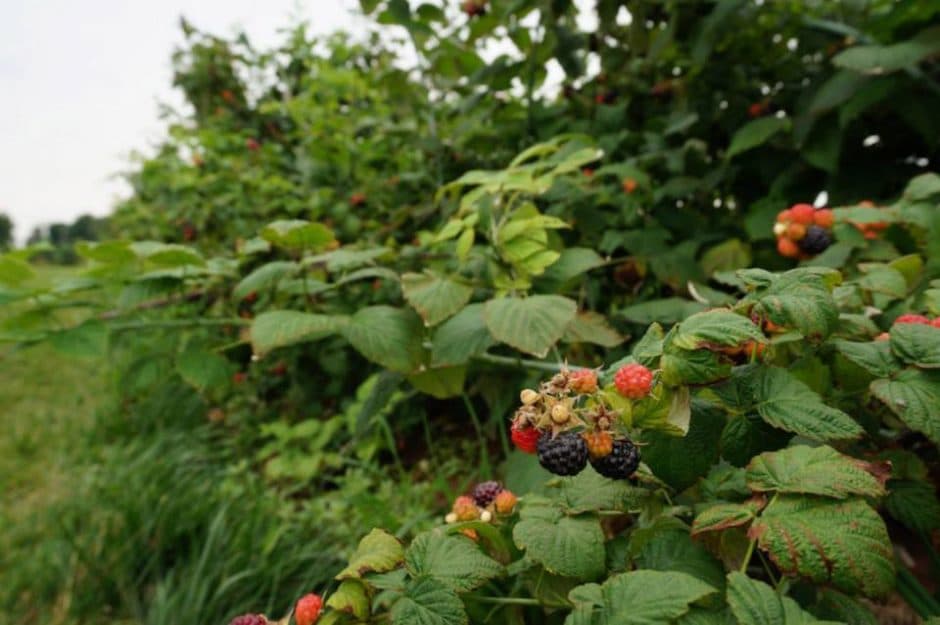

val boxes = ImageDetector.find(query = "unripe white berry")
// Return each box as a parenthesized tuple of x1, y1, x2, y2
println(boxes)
(480, 510, 493, 523)
(445, 512, 458, 524)
(551, 403, 570, 424)
(773, 222, 787, 237)
(520, 389, 540, 405)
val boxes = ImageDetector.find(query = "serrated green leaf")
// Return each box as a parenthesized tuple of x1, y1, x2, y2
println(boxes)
(401, 272, 474, 327)
(512, 497, 605, 580)
(619, 298, 707, 325)
(636, 529, 726, 590)
(251, 311, 344, 356)
(727, 572, 828, 625)
(749, 496, 894, 597)
(815, 589, 879, 625)
(430, 303, 494, 367)
(0, 256, 35, 286)
(390, 576, 466, 625)
(871, 368, 940, 444)
(833, 26, 940, 74)
(671, 310, 765, 350)
(727, 117, 790, 158)
(176, 347, 232, 391)
(641, 401, 724, 491)
(405, 529, 503, 592)
(407, 365, 466, 399)
(632, 323, 665, 367)
(701, 239, 751, 276)
(337, 528, 404, 580)
(537, 247, 605, 289)
(833, 340, 901, 378)
(484, 295, 577, 358)
(592, 570, 717, 625)
(75, 241, 136, 264)
(661, 345, 731, 386)
(889, 323, 940, 368)
(884, 479, 940, 534)
(692, 500, 762, 536)
(746, 445, 889, 498)
(753, 367, 863, 441)
(551, 465, 646, 514)
(342, 306, 426, 373)
(904, 172, 940, 201)
(749, 269, 839, 341)
(563, 311, 623, 347)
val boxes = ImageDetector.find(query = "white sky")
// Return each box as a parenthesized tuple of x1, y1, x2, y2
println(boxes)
(0, 0, 365, 243)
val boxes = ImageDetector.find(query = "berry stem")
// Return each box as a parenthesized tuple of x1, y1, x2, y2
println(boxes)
(109, 317, 250, 331)
(473, 352, 587, 373)
(466, 595, 558, 608)
(739, 538, 756, 574)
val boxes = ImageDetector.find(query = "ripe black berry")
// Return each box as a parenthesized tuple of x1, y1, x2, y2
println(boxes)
(798, 225, 832, 254)
(229, 614, 267, 625)
(472, 481, 503, 507)
(590, 439, 640, 479)
(537, 432, 588, 476)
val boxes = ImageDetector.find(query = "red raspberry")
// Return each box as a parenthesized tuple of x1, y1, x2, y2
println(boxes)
(510, 423, 540, 454)
(895, 314, 931, 326)
(932, 318, 940, 328)
(614, 364, 653, 399)
(813, 209, 834, 228)
(789, 204, 816, 225)
(295, 593, 323, 625)
(570, 369, 599, 394)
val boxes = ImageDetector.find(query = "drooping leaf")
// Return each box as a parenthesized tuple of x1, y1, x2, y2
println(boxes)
(233, 261, 298, 299)
(632, 323, 665, 367)
(251, 311, 344, 356)
(833, 340, 901, 378)
(342, 306, 426, 373)
(512, 497, 606, 580)
(748, 269, 839, 341)
(884, 479, 940, 534)
(636, 530, 726, 590)
(407, 366, 466, 399)
(537, 247, 605, 290)
(814, 589, 879, 625)
(337, 528, 405, 580)
(749, 496, 895, 597)
(746, 445, 889, 499)
(871, 368, 940, 444)
(405, 529, 503, 592)
(563, 311, 624, 347)
(430, 303, 494, 366)
(833, 26, 940, 75)
(692, 500, 763, 536)
(582, 570, 717, 625)
(325, 579, 370, 620)
(401, 272, 474, 327)
(390, 576, 467, 625)
(640, 401, 724, 492)
(727, 117, 790, 158)
(551, 465, 646, 514)
(726, 572, 830, 625)
(260, 220, 335, 251)
(670, 310, 765, 350)
(484, 295, 578, 357)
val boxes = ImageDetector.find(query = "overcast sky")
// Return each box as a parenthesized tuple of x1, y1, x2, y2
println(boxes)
(0, 0, 366, 243)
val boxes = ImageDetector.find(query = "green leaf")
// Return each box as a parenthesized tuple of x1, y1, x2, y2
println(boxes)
(749, 496, 894, 597)
(233, 261, 298, 299)
(405, 529, 503, 592)
(407, 365, 466, 399)
(727, 117, 790, 158)
(636, 530, 726, 590)
(884, 479, 940, 534)
(401, 272, 474, 327)
(303, 247, 389, 272)
(671, 310, 765, 350)
(660, 345, 731, 386)
(75, 241, 136, 264)
(632, 323, 665, 367)
(858, 264, 908, 299)
(484, 295, 577, 358)
(692, 500, 762, 536)
(726, 572, 826, 625)
(640, 401, 724, 491)
(871, 368, 940, 444)
(0, 256, 35, 286)
(512, 497, 605, 580)
(563, 311, 623, 347)
(251, 311, 344, 356)
(536, 247, 605, 290)
(701, 239, 751, 276)
(746, 445, 889, 498)
(749, 269, 839, 341)
(904, 172, 940, 201)
(551, 465, 645, 514)
(833, 340, 901, 378)
(337, 528, 404, 580)
(753, 367, 863, 441)
(176, 347, 232, 391)
(889, 323, 940, 368)
(632, 384, 692, 435)
(325, 579, 370, 620)
(260, 219, 335, 251)
(587, 570, 717, 625)
(139, 243, 205, 267)
(342, 306, 426, 373)
(49, 320, 108, 358)
(833, 26, 940, 75)
(430, 303, 494, 366)
(815, 589, 879, 625)
(391, 576, 467, 625)
(619, 298, 707, 325)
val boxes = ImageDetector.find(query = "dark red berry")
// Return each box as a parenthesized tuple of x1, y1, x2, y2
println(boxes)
(537, 431, 588, 476)
(472, 481, 503, 507)
(511, 424, 540, 454)
(798, 225, 832, 254)
(590, 439, 640, 480)
(228, 614, 267, 625)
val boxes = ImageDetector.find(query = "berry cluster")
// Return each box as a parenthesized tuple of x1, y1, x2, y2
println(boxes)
(227, 591, 323, 625)
(773, 203, 833, 259)
(510, 366, 648, 480)
(444, 482, 518, 526)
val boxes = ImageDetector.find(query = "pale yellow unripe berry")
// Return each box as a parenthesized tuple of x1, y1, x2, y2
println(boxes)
(551, 403, 570, 424)
(520, 389, 540, 405)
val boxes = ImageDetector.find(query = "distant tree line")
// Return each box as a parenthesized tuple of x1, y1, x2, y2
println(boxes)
(0, 213, 12, 251)
(26, 214, 110, 264)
